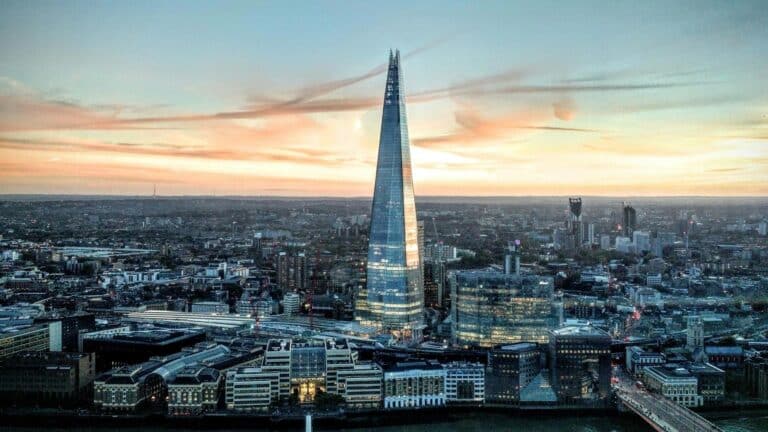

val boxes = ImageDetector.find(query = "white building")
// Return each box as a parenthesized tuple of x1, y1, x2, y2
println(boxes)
(600, 235, 611, 250)
(633, 231, 651, 253)
(225, 366, 280, 412)
(646, 273, 663, 287)
(643, 366, 703, 407)
(282, 292, 301, 316)
(615, 236, 634, 253)
(191, 301, 229, 314)
(383, 360, 446, 409)
(626, 346, 665, 376)
(444, 362, 484, 404)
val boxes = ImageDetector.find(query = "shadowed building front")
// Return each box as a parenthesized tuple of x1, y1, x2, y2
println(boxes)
(357, 50, 424, 342)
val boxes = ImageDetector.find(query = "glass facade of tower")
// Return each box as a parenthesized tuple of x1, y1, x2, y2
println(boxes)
(451, 271, 558, 347)
(359, 51, 423, 335)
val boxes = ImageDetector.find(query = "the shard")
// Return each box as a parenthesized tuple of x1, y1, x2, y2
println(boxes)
(357, 50, 423, 340)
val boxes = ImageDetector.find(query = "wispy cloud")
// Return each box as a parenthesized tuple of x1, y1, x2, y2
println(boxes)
(414, 105, 596, 148)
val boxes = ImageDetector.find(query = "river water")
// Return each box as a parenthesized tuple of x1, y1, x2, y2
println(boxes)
(2, 412, 766, 432)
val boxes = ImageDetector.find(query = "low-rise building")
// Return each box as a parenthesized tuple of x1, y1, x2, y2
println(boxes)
(688, 362, 725, 405)
(643, 365, 703, 408)
(94, 360, 165, 411)
(336, 362, 383, 409)
(444, 362, 484, 404)
(167, 366, 222, 415)
(549, 326, 611, 402)
(486, 343, 541, 405)
(225, 366, 281, 412)
(0, 322, 62, 359)
(745, 354, 768, 399)
(383, 360, 445, 409)
(0, 351, 95, 407)
(190, 301, 229, 314)
(626, 346, 666, 376)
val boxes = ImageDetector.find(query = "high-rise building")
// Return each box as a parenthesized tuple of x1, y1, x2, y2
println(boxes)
(622, 202, 637, 237)
(359, 50, 423, 340)
(451, 271, 557, 347)
(568, 198, 583, 249)
(276, 251, 309, 292)
(417, 220, 425, 293)
(548, 326, 611, 402)
(423, 261, 446, 309)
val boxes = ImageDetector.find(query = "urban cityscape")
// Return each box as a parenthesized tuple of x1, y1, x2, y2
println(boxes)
(1, 1, 767, 432)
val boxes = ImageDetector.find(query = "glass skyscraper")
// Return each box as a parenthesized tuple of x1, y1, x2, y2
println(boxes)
(357, 50, 423, 339)
(450, 271, 558, 347)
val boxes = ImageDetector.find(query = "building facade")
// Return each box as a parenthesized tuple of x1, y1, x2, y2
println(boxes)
(0, 322, 61, 359)
(167, 366, 222, 415)
(0, 351, 95, 407)
(486, 343, 541, 405)
(643, 365, 703, 408)
(548, 326, 611, 403)
(359, 50, 424, 340)
(383, 360, 445, 409)
(225, 337, 381, 411)
(444, 362, 485, 404)
(452, 271, 556, 347)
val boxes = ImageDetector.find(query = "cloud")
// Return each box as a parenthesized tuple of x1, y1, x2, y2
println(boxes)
(414, 105, 596, 148)
(553, 97, 576, 121)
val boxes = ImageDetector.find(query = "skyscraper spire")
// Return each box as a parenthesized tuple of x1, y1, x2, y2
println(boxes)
(357, 50, 423, 342)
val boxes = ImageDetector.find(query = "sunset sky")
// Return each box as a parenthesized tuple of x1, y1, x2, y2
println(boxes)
(1, 0, 766, 196)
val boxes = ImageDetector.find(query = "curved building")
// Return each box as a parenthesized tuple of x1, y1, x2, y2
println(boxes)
(357, 50, 423, 340)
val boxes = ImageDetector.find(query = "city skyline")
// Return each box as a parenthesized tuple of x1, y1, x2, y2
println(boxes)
(1, 1, 767, 196)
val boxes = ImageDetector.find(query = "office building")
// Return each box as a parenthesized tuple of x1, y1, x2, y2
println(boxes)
(418, 220, 425, 293)
(622, 203, 637, 237)
(359, 50, 424, 341)
(452, 271, 557, 347)
(0, 321, 61, 359)
(336, 362, 383, 409)
(600, 234, 611, 250)
(35, 313, 96, 352)
(548, 326, 611, 402)
(283, 292, 301, 315)
(486, 343, 542, 405)
(568, 197, 584, 250)
(225, 366, 281, 412)
(745, 354, 768, 399)
(225, 337, 380, 411)
(0, 351, 95, 407)
(191, 301, 229, 314)
(83, 329, 206, 372)
(423, 261, 446, 309)
(276, 251, 309, 292)
(625, 346, 666, 376)
(643, 365, 703, 407)
(444, 362, 484, 404)
(383, 360, 445, 409)
(687, 362, 725, 405)
(633, 231, 651, 254)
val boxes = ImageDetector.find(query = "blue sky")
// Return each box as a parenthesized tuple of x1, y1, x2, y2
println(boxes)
(0, 0, 766, 195)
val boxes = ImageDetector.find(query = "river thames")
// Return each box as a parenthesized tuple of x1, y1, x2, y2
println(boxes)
(2, 412, 767, 432)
